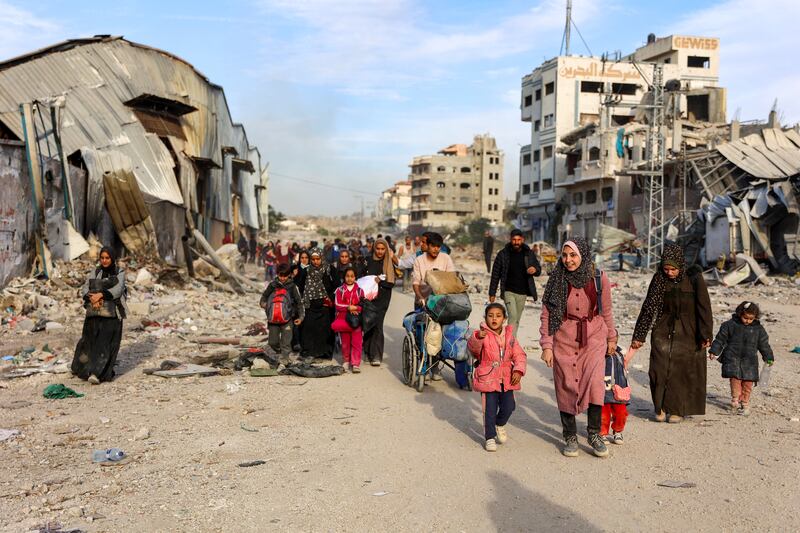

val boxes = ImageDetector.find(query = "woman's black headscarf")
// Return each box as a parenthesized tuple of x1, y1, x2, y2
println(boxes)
(542, 237, 593, 336)
(96, 246, 119, 278)
(631, 243, 686, 342)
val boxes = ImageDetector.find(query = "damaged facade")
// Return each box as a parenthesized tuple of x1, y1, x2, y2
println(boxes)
(408, 134, 504, 230)
(517, 34, 723, 242)
(0, 36, 267, 286)
(378, 181, 411, 230)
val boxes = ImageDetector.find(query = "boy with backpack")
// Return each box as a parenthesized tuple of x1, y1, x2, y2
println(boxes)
(260, 263, 304, 363)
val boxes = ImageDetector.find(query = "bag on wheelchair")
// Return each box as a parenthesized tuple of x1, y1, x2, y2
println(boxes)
(426, 293, 471, 324)
(440, 320, 469, 361)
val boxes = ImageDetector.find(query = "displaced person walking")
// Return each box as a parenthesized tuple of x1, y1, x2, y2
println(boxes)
(333, 267, 365, 373)
(708, 301, 774, 416)
(631, 243, 713, 423)
(295, 248, 337, 361)
(362, 238, 396, 366)
(489, 229, 541, 334)
(468, 303, 527, 452)
(539, 238, 617, 457)
(482, 230, 494, 273)
(72, 247, 127, 384)
(397, 235, 416, 293)
(260, 263, 304, 363)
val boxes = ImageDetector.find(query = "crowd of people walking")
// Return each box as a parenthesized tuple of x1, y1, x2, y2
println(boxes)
(72, 228, 775, 461)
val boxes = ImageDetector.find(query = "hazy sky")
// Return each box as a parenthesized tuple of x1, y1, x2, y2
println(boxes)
(1, 0, 797, 215)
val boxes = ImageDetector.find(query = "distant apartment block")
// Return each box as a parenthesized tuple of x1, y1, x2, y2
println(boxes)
(408, 134, 504, 229)
(378, 181, 412, 230)
(517, 34, 723, 242)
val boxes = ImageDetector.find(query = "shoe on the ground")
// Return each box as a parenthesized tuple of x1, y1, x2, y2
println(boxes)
(88, 374, 100, 385)
(352, 365, 361, 374)
(485, 438, 497, 452)
(431, 365, 443, 381)
(611, 432, 624, 445)
(740, 405, 750, 416)
(654, 410, 666, 422)
(729, 402, 740, 414)
(495, 425, 508, 444)
(588, 433, 609, 457)
(370, 360, 381, 367)
(561, 435, 579, 457)
(668, 414, 683, 424)
(342, 362, 350, 372)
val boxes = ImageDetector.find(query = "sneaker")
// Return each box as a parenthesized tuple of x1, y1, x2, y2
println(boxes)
(667, 414, 683, 424)
(654, 410, 666, 423)
(588, 433, 609, 457)
(370, 360, 381, 367)
(88, 374, 100, 385)
(561, 435, 579, 457)
(495, 425, 508, 444)
(611, 432, 624, 445)
(342, 362, 351, 372)
(352, 366, 361, 374)
(485, 438, 497, 452)
(740, 405, 750, 416)
(729, 403, 740, 415)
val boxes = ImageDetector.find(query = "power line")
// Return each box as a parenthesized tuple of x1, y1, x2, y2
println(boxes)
(269, 171, 381, 196)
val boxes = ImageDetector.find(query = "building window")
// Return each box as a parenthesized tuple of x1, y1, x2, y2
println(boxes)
(545, 82, 554, 95)
(437, 165, 446, 172)
(460, 196, 470, 203)
(573, 192, 583, 205)
(460, 167, 471, 173)
(436, 195, 445, 202)
(533, 150, 540, 162)
(544, 113, 554, 127)
(543, 146, 553, 159)
(436, 181, 445, 188)
(602, 186, 613, 202)
(580, 81, 603, 93)
(524, 94, 533, 107)
(532, 182, 539, 193)
(542, 179, 552, 190)
(494, 204, 499, 211)
(534, 120, 540, 132)
(460, 182, 471, 189)
(535, 88, 541, 101)
(433, 211, 443, 215)
(522, 153, 531, 165)
(589, 147, 601, 161)
(586, 190, 597, 204)
(522, 184, 531, 195)
(611, 83, 638, 95)
(687, 56, 710, 68)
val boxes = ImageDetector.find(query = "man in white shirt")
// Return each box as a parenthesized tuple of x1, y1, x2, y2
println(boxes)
(411, 231, 455, 381)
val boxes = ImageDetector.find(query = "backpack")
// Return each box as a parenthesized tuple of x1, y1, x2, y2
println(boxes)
(266, 286, 294, 324)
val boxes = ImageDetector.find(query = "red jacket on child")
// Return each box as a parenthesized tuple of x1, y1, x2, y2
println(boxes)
(467, 323, 527, 393)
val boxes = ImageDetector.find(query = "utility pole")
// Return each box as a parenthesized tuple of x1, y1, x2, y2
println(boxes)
(644, 64, 666, 268)
(564, 0, 572, 55)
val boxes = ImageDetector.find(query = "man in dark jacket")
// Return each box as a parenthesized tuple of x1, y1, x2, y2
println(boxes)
(488, 229, 541, 333)
(482, 230, 494, 273)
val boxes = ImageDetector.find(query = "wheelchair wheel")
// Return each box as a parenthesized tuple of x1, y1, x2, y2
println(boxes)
(415, 351, 426, 392)
(401, 334, 415, 386)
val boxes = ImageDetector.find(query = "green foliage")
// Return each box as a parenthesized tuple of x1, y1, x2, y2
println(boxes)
(451, 218, 492, 246)
(268, 205, 285, 232)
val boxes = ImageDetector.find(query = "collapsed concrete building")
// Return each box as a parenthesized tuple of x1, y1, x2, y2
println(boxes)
(0, 36, 268, 286)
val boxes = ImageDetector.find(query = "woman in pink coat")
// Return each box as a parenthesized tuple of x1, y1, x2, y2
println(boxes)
(539, 237, 617, 458)
(468, 303, 527, 452)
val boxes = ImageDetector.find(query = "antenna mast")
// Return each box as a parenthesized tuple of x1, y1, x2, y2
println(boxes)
(564, 0, 572, 55)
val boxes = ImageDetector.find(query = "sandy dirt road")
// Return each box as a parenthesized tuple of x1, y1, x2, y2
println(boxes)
(1, 266, 799, 532)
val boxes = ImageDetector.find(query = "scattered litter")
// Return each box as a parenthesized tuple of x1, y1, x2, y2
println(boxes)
(250, 367, 279, 377)
(92, 448, 126, 463)
(0, 428, 21, 441)
(790, 346, 800, 354)
(657, 480, 697, 489)
(238, 460, 268, 468)
(372, 491, 390, 497)
(149, 362, 220, 378)
(240, 422, 259, 433)
(43, 384, 84, 399)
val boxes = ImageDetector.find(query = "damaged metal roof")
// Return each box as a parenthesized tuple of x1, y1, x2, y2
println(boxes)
(717, 128, 800, 180)
(0, 36, 262, 228)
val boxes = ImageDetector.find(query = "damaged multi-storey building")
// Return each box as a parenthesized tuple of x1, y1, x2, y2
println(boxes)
(517, 34, 724, 241)
(0, 36, 268, 286)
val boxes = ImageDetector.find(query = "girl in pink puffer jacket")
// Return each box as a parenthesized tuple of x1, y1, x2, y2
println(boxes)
(467, 303, 527, 452)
